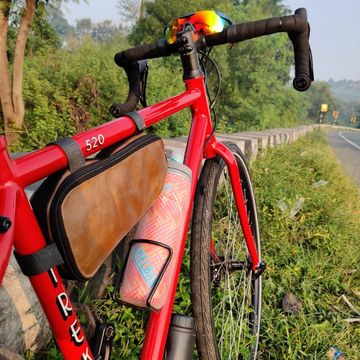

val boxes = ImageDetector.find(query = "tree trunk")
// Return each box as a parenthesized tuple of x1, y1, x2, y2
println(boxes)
(0, 0, 35, 148)
(0, 0, 15, 139)
(139, 0, 146, 21)
(8, 0, 36, 146)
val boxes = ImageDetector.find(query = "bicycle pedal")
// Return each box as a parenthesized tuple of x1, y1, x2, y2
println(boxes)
(90, 323, 115, 360)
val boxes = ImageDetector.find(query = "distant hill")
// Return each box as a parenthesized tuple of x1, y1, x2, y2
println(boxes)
(328, 79, 360, 103)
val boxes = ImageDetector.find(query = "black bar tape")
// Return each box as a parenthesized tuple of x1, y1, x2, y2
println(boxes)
(114, 39, 175, 66)
(110, 60, 148, 116)
(111, 8, 312, 100)
(203, 9, 312, 91)
(204, 11, 308, 47)
(14, 243, 64, 277)
(50, 137, 85, 172)
(288, 8, 312, 91)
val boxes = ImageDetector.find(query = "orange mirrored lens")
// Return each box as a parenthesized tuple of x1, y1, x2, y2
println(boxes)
(165, 10, 228, 44)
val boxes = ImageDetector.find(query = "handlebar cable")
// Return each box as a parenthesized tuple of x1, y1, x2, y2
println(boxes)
(139, 62, 148, 108)
(200, 49, 221, 110)
(198, 47, 220, 151)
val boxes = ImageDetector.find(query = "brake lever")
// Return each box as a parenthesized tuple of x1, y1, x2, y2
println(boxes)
(109, 59, 148, 117)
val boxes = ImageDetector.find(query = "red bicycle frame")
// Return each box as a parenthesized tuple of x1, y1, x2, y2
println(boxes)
(0, 72, 260, 360)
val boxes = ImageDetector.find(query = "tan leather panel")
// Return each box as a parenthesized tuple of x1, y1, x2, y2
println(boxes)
(61, 139, 167, 278)
(43, 159, 97, 244)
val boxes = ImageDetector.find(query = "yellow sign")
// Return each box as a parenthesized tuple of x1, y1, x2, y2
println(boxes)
(351, 116, 357, 124)
(332, 111, 339, 119)
(320, 103, 328, 113)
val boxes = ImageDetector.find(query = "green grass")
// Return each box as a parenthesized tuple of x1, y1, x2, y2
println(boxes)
(252, 129, 360, 359)
(32, 129, 360, 359)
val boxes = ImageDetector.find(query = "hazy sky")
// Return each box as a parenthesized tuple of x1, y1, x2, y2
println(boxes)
(62, 1, 360, 81)
(283, 0, 360, 81)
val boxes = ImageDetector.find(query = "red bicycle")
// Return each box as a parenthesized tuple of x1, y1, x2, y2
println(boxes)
(0, 8, 312, 360)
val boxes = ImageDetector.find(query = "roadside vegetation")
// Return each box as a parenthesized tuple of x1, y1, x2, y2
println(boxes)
(252, 129, 360, 358)
(31, 129, 360, 359)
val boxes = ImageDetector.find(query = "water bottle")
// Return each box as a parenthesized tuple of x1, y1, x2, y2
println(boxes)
(165, 314, 196, 360)
(119, 161, 192, 310)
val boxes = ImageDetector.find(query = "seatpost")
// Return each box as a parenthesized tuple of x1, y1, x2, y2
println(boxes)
(176, 28, 203, 80)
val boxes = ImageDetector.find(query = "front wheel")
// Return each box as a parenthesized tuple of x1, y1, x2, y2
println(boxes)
(191, 142, 262, 360)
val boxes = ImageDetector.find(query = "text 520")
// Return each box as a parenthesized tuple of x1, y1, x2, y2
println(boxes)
(85, 134, 105, 152)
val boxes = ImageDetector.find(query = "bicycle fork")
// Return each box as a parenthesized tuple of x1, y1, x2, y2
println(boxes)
(205, 138, 265, 277)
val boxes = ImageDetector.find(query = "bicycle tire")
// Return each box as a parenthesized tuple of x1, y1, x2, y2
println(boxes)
(191, 142, 262, 360)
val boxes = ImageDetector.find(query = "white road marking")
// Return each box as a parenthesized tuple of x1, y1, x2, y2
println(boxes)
(338, 132, 360, 151)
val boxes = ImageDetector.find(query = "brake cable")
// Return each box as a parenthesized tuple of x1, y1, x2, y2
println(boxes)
(139, 62, 148, 108)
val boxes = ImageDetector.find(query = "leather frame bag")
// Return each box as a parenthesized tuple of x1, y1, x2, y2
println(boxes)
(31, 133, 167, 281)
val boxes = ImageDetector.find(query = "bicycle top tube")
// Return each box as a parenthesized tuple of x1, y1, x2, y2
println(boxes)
(7, 87, 201, 188)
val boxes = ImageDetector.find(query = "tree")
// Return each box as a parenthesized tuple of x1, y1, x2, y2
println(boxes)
(47, 4, 75, 38)
(305, 81, 340, 122)
(0, 0, 37, 148)
(125, 0, 308, 132)
(117, 0, 148, 29)
(75, 18, 124, 44)
(26, 3, 61, 55)
(75, 17, 92, 37)
(0, 0, 73, 149)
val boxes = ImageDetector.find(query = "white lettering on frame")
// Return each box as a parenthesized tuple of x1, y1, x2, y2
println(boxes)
(70, 319, 84, 345)
(57, 292, 73, 319)
(85, 134, 105, 152)
(49, 268, 58, 287)
(81, 347, 93, 360)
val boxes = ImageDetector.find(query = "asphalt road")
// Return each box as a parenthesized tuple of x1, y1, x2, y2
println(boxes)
(327, 130, 360, 185)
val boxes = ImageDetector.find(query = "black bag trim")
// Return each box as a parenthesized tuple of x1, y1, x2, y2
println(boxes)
(50, 137, 86, 172)
(14, 243, 64, 277)
(49, 134, 161, 280)
(124, 111, 145, 132)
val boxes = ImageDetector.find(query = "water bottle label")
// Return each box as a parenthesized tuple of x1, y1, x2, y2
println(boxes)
(132, 246, 157, 287)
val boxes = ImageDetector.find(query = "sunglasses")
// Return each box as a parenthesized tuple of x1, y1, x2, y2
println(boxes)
(165, 10, 233, 44)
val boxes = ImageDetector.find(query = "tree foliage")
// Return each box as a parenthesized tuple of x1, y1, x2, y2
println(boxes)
(305, 81, 339, 122)
(0, 0, 76, 148)
(2, 0, 322, 152)
(129, 0, 310, 131)
(19, 34, 130, 150)
(117, 0, 147, 28)
(74, 18, 124, 43)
